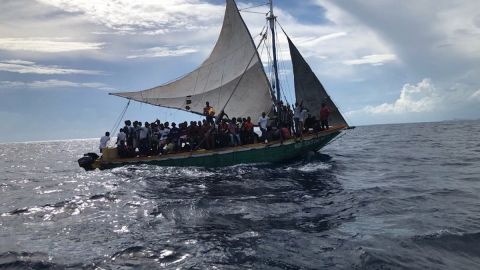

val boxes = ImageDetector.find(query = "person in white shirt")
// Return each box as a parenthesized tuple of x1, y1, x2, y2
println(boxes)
(258, 112, 269, 143)
(138, 122, 150, 155)
(293, 101, 303, 136)
(99, 132, 110, 153)
(116, 128, 126, 145)
(298, 107, 308, 139)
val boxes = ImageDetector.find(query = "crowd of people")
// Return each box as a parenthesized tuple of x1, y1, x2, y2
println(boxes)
(99, 101, 331, 157)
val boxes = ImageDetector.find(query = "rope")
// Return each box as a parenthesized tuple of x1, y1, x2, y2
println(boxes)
(275, 21, 294, 104)
(110, 100, 131, 137)
(238, 3, 269, 11)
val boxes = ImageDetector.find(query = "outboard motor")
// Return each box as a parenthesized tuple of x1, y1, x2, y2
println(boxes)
(78, 153, 100, 171)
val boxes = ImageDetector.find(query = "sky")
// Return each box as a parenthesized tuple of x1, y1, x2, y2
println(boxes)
(0, 0, 479, 142)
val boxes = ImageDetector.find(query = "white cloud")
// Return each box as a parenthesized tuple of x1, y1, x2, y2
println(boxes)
(361, 79, 439, 114)
(0, 38, 104, 53)
(34, 0, 224, 34)
(344, 54, 397, 66)
(0, 79, 114, 91)
(126, 46, 198, 59)
(471, 89, 480, 101)
(0, 60, 101, 75)
(346, 78, 480, 119)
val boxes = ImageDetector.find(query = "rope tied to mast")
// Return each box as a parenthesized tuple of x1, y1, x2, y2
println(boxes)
(110, 99, 131, 138)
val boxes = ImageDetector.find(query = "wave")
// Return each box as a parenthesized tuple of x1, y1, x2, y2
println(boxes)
(0, 251, 60, 269)
(413, 231, 480, 257)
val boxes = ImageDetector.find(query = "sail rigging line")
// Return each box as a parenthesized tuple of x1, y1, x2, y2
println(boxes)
(240, 11, 267, 14)
(109, 99, 131, 140)
(238, 3, 269, 11)
(263, 29, 274, 90)
(274, 21, 294, 105)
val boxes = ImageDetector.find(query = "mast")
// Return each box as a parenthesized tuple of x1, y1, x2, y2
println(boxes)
(268, 0, 281, 104)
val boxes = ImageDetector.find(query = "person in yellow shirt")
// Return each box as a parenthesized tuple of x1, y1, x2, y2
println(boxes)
(203, 101, 215, 125)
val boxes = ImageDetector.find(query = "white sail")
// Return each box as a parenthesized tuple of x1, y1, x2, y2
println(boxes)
(112, 0, 273, 119)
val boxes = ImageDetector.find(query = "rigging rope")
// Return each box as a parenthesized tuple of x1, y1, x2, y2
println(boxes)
(274, 21, 294, 105)
(238, 3, 269, 11)
(110, 100, 131, 138)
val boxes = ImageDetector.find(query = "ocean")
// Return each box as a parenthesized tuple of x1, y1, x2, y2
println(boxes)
(1, 120, 479, 269)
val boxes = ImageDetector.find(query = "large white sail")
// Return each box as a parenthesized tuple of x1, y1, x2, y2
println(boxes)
(112, 0, 273, 119)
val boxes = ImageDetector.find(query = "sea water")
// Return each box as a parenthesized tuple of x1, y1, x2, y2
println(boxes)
(1, 120, 479, 269)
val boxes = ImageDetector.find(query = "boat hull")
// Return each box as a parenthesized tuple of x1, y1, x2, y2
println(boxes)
(87, 127, 344, 170)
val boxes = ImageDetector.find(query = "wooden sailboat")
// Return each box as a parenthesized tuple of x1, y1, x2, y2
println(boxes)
(78, 0, 349, 170)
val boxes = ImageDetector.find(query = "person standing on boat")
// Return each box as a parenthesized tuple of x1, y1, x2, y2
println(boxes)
(320, 102, 331, 130)
(293, 101, 303, 137)
(244, 117, 255, 144)
(258, 112, 269, 143)
(228, 118, 241, 146)
(123, 120, 133, 149)
(116, 128, 128, 157)
(116, 128, 126, 146)
(99, 132, 110, 153)
(136, 122, 149, 155)
(298, 107, 308, 139)
(203, 101, 215, 125)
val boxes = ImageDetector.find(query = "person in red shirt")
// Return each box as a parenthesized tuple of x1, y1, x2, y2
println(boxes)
(243, 117, 255, 144)
(320, 103, 330, 130)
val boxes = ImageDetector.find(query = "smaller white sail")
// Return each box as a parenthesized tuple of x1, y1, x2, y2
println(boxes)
(112, 0, 273, 119)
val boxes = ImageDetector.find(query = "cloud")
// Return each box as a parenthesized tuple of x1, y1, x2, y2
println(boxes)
(0, 60, 101, 75)
(126, 46, 198, 59)
(358, 79, 439, 114)
(471, 90, 480, 101)
(0, 38, 104, 53)
(317, 0, 480, 76)
(262, 0, 398, 81)
(346, 78, 480, 119)
(34, 0, 224, 34)
(344, 54, 397, 66)
(0, 79, 114, 91)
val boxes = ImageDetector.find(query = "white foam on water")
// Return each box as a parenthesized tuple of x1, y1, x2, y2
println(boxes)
(285, 162, 332, 172)
(113, 225, 129, 233)
(159, 249, 174, 258)
(184, 239, 197, 245)
(297, 162, 332, 172)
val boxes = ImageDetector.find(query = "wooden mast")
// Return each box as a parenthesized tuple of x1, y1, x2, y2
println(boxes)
(268, 0, 281, 104)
